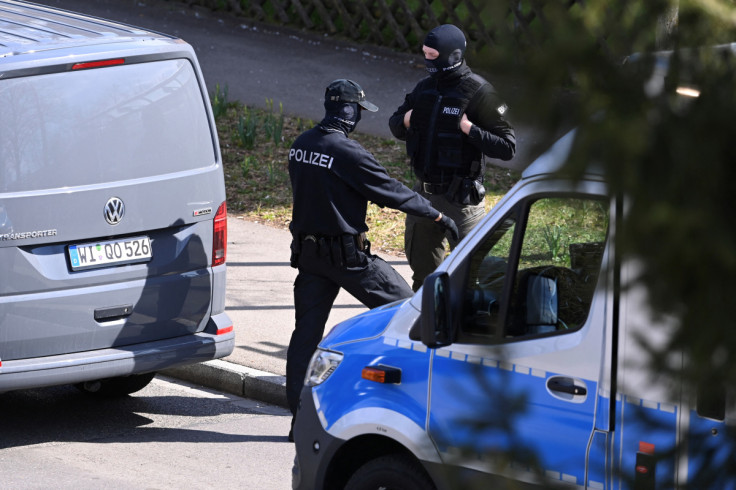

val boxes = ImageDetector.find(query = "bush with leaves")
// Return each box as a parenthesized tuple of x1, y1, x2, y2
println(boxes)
(486, 0, 736, 485)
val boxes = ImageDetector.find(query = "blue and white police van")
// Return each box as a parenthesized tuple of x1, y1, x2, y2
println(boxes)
(291, 130, 735, 489)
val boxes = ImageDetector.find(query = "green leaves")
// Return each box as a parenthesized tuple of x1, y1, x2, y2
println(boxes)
(501, 3, 736, 475)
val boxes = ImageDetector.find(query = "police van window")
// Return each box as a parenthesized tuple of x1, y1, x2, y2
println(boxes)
(462, 196, 608, 343)
(462, 213, 517, 339)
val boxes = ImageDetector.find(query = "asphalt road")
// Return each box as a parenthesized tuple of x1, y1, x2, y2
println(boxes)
(0, 376, 293, 489)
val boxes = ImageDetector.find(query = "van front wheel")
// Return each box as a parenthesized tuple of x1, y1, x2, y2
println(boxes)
(344, 454, 436, 490)
(75, 372, 156, 397)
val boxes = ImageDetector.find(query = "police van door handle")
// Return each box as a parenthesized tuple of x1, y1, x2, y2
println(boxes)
(547, 376, 587, 397)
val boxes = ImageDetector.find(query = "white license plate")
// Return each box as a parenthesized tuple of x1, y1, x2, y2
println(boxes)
(69, 236, 152, 271)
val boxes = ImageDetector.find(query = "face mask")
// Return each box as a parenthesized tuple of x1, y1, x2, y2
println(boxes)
(321, 101, 361, 134)
(424, 51, 463, 75)
(342, 103, 361, 127)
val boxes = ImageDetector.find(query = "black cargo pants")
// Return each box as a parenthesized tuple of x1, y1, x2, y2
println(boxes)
(287, 234, 413, 416)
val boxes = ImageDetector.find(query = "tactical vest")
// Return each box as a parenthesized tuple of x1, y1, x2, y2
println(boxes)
(406, 74, 485, 183)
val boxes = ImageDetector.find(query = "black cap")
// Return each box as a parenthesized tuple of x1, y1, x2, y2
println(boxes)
(325, 79, 378, 112)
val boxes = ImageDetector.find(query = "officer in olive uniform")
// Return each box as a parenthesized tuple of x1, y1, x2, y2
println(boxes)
(287, 79, 458, 440)
(389, 24, 516, 291)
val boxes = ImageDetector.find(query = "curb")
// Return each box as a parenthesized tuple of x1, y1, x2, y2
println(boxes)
(162, 359, 288, 408)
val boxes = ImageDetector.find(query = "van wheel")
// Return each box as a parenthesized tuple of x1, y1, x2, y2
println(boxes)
(75, 372, 156, 397)
(344, 454, 436, 490)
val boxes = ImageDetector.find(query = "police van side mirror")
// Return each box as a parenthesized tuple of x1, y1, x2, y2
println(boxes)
(421, 272, 454, 347)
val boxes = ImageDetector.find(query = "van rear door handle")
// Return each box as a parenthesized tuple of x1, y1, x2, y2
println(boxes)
(94, 304, 133, 322)
(547, 376, 587, 396)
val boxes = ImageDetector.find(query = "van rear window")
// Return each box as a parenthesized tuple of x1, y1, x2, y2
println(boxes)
(0, 59, 216, 193)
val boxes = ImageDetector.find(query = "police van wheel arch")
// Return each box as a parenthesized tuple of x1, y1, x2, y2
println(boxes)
(324, 405, 442, 465)
(344, 454, 436, 490)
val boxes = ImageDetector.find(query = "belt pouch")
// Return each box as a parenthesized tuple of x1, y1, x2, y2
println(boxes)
(341, 235, 358, 267)
(471, 179, 486, 204)
(317, 237, 330, 261)
(447, 177, 485, 206)
(289, 238, 300, 268)
(329, 238, 343, 267)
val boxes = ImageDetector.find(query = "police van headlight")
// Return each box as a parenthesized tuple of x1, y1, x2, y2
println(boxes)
(305, 349, 343, 387)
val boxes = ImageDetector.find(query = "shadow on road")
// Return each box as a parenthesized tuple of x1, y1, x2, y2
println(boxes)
(0, 381, 290, 449)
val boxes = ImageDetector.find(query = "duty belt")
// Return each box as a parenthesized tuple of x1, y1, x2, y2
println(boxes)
(421, 181, 450, 195)
(301, 232, 370, 267)
(303, 232, 368, 250)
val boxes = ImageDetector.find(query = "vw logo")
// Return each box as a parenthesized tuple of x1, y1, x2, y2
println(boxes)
(104, 197, 125, 225)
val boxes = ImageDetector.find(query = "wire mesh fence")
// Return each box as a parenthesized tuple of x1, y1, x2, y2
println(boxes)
(175, 0, 563, 59)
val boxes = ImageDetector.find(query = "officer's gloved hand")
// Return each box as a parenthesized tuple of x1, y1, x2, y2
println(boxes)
(436, 214, 459, 241)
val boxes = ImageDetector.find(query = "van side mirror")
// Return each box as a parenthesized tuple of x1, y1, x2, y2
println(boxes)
(421, 272, 453, 347)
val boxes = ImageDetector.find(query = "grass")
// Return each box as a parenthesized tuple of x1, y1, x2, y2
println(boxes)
(214, 91, 520, 255)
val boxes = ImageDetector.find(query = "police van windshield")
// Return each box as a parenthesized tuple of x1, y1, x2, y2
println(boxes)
(0, 59, 216, 193)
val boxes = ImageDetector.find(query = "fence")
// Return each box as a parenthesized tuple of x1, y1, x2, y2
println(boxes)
(172, 0, 552, 64)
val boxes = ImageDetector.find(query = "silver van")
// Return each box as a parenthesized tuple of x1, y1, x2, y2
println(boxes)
(0, 1, 234, 396)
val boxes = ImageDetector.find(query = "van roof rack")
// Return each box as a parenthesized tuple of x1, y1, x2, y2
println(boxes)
(0, 0, 172, 58)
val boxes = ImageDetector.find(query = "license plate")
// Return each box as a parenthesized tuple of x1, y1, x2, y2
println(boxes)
(69, 236, 152, 271)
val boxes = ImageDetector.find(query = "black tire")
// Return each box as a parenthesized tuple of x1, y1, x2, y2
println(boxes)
(344, 454, 436, 490)
(75, 372, 156, 397)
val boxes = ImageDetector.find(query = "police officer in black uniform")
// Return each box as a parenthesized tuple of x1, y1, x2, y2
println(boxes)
(389, 24, 516, 291)
(287, 79, 458, 440)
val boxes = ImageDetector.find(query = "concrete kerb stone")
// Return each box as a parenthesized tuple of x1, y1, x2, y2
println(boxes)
(162, 360, 287, 408)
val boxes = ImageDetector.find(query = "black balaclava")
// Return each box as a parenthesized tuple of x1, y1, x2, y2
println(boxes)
(423, 24, 466, 77)
(319, 100, 361, 135)
(319, 79, 377, 135)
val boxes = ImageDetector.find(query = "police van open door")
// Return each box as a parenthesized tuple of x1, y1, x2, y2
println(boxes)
(419, 182, 613, 487)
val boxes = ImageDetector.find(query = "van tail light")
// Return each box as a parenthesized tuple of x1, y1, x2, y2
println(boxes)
(72, 58, 125, 70)
(212, 202, 227, 267)
(216, 325, 233, 336)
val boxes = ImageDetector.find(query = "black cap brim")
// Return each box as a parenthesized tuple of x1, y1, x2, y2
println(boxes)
(358, 100, 379, 112)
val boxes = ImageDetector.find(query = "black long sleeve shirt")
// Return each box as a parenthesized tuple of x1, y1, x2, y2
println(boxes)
(289, 126, 441, 236)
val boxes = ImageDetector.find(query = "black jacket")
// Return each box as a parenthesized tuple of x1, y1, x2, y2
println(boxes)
(389, 63, 516, 183)
(289, 126, 440, 236)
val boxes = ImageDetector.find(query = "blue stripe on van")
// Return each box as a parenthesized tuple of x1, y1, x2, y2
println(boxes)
(317, 333, 719, 488)
(427, 346, 596, 487)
